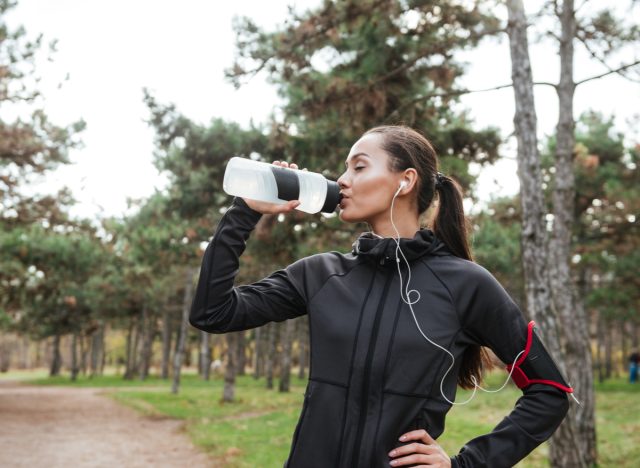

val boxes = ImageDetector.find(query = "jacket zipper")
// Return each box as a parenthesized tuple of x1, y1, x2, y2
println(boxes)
(350, 268, 394, 467)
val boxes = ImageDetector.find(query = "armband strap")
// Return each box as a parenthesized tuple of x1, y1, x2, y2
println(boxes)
(505, 321, 573, 393)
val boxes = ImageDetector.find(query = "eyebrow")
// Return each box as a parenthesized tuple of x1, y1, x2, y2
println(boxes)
(344, 153, 371, 167)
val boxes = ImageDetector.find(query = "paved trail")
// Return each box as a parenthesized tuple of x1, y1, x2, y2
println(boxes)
(0, 381, 215, 468)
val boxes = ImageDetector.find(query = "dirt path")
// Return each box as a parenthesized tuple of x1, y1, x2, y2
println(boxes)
(0, 380, 215, 468)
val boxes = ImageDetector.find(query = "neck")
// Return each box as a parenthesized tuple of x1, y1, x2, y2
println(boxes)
(368, 210, 420, 239)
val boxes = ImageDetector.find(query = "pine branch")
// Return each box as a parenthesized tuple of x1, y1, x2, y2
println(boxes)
(575, 60, 640, 86)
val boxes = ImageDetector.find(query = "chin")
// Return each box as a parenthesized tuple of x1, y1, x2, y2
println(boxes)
(339, 207, 366, 224)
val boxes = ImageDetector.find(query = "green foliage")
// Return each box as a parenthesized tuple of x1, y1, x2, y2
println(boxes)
(227, 0, 503, 194)
(471, 197, 524, 302)
(0, 1, 85, 229)
(0, 223, 107, 338)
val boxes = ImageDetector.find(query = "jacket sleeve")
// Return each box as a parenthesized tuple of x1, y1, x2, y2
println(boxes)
(450, 265, 569, 468)
(189, 196, 308, 334)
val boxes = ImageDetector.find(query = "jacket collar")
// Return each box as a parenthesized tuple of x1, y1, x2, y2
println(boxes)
(351, 228, 451, 266)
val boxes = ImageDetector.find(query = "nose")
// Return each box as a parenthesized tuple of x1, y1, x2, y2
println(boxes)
(337, 170, 349, 189)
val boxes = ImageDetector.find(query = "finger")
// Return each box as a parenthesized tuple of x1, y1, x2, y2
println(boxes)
(290, 163, 299, 169)
(389, 453, 439, 466)
(278, 200, 300, 212)
(388, 443, 439, 458)
(399, 429, 437, 446)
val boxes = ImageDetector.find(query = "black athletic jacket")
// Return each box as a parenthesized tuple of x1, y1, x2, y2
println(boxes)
(189, 196, 569, 468)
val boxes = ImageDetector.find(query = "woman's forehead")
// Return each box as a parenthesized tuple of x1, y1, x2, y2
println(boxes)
(347, 133, 384, 159)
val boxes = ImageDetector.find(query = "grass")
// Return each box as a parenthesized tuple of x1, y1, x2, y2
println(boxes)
(7, 368, 639, 467)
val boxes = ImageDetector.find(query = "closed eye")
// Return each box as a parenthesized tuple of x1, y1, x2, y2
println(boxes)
(354, 166, 365, 171)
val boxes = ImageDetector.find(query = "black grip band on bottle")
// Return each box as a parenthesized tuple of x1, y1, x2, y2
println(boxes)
(321, 179, 341, 213)
(270, 166, 300, 201)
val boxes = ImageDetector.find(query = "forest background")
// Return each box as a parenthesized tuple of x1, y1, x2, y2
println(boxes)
(1, 1, 638, 467)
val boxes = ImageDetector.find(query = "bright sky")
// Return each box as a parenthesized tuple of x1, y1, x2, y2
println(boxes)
(6, 0, 639, 220)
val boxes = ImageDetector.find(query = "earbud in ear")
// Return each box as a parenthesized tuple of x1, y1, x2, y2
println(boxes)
(400, 181, 408, 189)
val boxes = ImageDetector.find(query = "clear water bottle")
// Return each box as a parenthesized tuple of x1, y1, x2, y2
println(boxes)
(223, 156, 342, 214)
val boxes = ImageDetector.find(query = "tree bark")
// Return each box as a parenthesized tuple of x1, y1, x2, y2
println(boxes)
(172, 267, 195, 394)
(78, 333, 88, 376)
(547, 2, 597, 465)
(19, 335, 31, 369)
(70, 333, 79, 381)
(596, 312, 604, 383)
(253, 327, 264, 379)
(265, 322, 278, 389)
(161, 308, 172, 379)
(223, 332, 238, 402)
(0, 334, 10, 373)
(237, 331, 246, 376)
(124, 316, 138, 380)
(138, 304, 156, 380)
(279, 319, 295, 392)
(298, 317, 308, 380)
(506, 2, 584, 466)
(90, 322, 105, 377)
(49, 333, 62, 377)
(620, 320, 628, 374)
(604, 320, 613, 379)
(200, 330, 211, 380)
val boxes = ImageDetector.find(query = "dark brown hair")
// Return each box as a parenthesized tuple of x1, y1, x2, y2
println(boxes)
(363, 125, 493, 389)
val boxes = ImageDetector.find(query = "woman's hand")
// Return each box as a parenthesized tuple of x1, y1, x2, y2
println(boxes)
(388, 429, 451, 467)
(242, 160, 308, 214)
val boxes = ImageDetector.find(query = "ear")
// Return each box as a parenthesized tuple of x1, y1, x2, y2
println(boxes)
(399, 168, 418, 192)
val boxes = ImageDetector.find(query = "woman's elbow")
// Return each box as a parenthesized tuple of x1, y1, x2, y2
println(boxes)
(189, 303, 231, 334)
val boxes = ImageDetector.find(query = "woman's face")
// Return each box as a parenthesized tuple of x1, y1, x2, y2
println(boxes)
(337, 132, 403, 224)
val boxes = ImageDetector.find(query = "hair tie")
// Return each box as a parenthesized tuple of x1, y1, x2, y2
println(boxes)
(435, 172, 446, 189)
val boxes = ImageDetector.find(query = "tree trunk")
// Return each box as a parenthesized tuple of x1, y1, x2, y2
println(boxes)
(138, 304, 155, 380)
(124, 316, 137, 380)
(265, 322, 278, 389)
(79, 334, 89, 376)
(506, 2, 584, 466)
(0, 334, 10, 373)
(596, 313, 604, 383)
(298, 317, 308, 380)
(19, 335, 31, 369)
(200, 330, 211, 380)
(223, 332, 239, 402)
(49, 333, 62, 377)
(70, 333, 79, 381)
(547, 1, 596, 465)
(605, 321, 613, 379)
(172, 267, 194, 394)
(279, 319, 295, 392)
(621, 320, 628, 374)
(161, 308, 172, 379)
(237, 331, 246, 376)
(90, 322, 105, 377)
(253, 327, 263, 379)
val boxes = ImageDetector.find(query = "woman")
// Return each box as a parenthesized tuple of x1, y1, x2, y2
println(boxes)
(190, 125, 570, 467)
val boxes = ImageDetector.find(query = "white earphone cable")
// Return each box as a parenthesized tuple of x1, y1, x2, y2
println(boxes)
(389, 184, 525, 406)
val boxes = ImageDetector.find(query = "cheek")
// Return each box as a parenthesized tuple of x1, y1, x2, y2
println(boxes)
(355, 171, 392, 199)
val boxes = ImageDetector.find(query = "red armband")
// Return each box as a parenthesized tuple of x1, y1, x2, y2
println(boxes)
(505, 321, 573, 393)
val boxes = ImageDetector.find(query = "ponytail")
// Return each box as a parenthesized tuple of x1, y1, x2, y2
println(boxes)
(433, 174, 494, 389)
(432, 174, 474, 262)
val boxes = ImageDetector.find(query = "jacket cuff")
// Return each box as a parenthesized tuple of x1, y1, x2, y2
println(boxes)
(450, 456, 461, 468)
(231, 196, 263, 222)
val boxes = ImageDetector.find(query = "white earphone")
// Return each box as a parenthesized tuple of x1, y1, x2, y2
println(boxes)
(399, 180, 407, 189)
